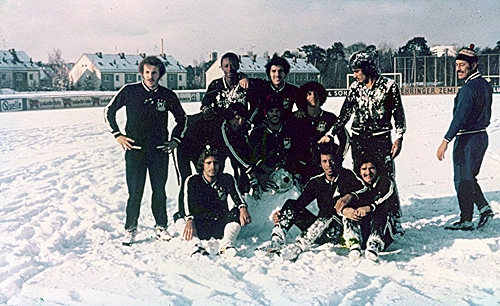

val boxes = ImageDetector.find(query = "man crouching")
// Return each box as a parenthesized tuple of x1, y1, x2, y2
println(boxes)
(175, 145, 252, 257)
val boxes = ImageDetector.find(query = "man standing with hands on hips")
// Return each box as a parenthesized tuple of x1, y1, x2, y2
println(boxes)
(437, 44, 494, 231)
(104, 55, 187, 245)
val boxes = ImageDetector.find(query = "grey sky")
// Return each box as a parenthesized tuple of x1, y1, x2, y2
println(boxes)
(1, 0, 499, 65)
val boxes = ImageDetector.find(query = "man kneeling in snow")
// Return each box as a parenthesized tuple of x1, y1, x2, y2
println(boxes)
(260, 142, 366, 260)
(175, 145, 252, 257)
(336, 159, 397, 262)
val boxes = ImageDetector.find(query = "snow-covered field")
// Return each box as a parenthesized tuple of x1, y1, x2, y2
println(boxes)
(0, 94, 499, 305)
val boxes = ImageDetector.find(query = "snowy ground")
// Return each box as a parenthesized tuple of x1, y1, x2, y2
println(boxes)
(0, 94, 499, 305)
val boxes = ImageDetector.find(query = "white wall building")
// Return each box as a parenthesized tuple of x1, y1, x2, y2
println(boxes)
(70, 52, 187, 90)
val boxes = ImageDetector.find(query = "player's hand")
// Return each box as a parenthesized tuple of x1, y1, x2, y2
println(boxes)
(391, 138, 403, 158)
(159, 141, 178, 153)
(317, 135, 331, 144)
(272, 210, 282, 225)
(342, 207, 360, 221)
(335, 194, 353, 214)
(116, 135, 135, 150)
(202, 105, 216, 120)
(239, 207, 252, 226)
(183, 219, 197, 241)
(436, 140, 448, 161)
(354, 206, 371, 218)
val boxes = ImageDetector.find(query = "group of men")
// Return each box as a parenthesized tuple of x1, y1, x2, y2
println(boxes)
(104, 44, 494, 261)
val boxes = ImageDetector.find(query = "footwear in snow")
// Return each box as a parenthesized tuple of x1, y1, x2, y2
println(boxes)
(444, 220, 474, 231)
(365, 249, 379, 261)
(271, 225, 286, 246)
(156, 226, 172, 241)
(122, 228, 137, 246)
(279, 243, 303, 261)
(191, 244, 209, 257)
(477, 207, 494, 229)
(218, 245, 238, 257)
(348, 248, 361, 263)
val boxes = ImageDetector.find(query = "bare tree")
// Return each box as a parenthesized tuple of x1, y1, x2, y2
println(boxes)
(48, 49, 71, 90)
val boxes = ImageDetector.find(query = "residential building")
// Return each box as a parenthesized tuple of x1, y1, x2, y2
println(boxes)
(205, 54, 320, 88)
(0, 49, 41, 91)
(69, 52, 187, 91)
(430, 45, 457, 57)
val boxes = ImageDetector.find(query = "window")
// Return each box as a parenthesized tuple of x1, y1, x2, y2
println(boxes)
(103, 75, 110, 81)
(115, 75, 119, 81)
(178, 75, 183, 81)
(137, 75, 142, 81)
(29, 74, 34, 80)
(1, 74, 6, 80)
(169, 75, 174, 81)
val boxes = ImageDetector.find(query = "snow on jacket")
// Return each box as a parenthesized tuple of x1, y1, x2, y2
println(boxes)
(329, 76, 406, 138)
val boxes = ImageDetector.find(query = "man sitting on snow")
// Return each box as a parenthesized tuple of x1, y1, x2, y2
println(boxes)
(257, 142, 366, 261)
(336, 158, 397, 262)
(175, 145, 252, 257)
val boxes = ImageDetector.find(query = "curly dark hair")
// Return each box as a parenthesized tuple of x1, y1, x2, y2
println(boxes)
(265, 55, 290, 78)
(298, 81, 328, 107)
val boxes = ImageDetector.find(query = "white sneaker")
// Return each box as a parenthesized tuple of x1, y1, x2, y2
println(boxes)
(122, 228, 137, 246)
(156, 226, 172, 241)
(349, 248, 361, 262)
(365, 249, 379, 262)
(218, 245, 238, 257)
(279, 243, 303, 261)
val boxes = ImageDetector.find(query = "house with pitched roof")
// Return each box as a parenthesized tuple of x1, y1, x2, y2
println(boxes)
(0, 49, 41, 91)
(69, 52, 187, 90)
(205, 54, 320, 88)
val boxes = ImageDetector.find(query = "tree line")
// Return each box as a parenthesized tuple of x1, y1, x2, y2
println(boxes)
(186, 37, 500, 89)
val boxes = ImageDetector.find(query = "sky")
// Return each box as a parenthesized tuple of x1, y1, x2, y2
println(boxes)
(1, 0, 499, 65)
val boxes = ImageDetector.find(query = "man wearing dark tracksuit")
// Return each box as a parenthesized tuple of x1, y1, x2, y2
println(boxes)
(104, 56, 187, 242)
(437, 45, 494, 230)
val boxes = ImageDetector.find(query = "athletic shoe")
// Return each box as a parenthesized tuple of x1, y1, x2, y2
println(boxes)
(191, 244, 209, 257)
(279, 243, 303, 261)
(155, 226, 172, 241)
(122, 227, 137, 246)
(349, 248, 361, 262)
(271, 225, 286, 246)
(365, 249, 379, 262)
(477, 207, 494, 229)
(218, 245, 238, 257)
(444, 220, 474, 231)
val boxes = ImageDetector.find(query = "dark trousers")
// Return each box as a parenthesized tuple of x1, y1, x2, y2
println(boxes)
(453, 132, 489, 222)
(351, 133, 394, 179)
(194, 208, 240, 240)
(124, 149, 169, 230)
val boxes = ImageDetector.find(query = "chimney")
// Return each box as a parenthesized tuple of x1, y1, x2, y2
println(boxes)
(119, 52, 125, 59)
(140, 53, 146, 58)
(96, 52, 102, 58)
(252, 54, 257, 62)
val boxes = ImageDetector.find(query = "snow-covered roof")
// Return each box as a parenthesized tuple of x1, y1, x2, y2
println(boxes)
(83, 53, 186, 74)
(238, 56, 320, 74)
(0, 49, 41, 71)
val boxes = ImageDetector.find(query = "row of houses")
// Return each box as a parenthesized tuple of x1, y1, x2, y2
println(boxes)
(0, 49, 320, 92)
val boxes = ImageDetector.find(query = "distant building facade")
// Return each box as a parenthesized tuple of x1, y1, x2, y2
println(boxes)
(0, 49, 41, 91)
(430, 45, 457, 57)
(69, 52, 187, 90)
(205, 54, 320, 88)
